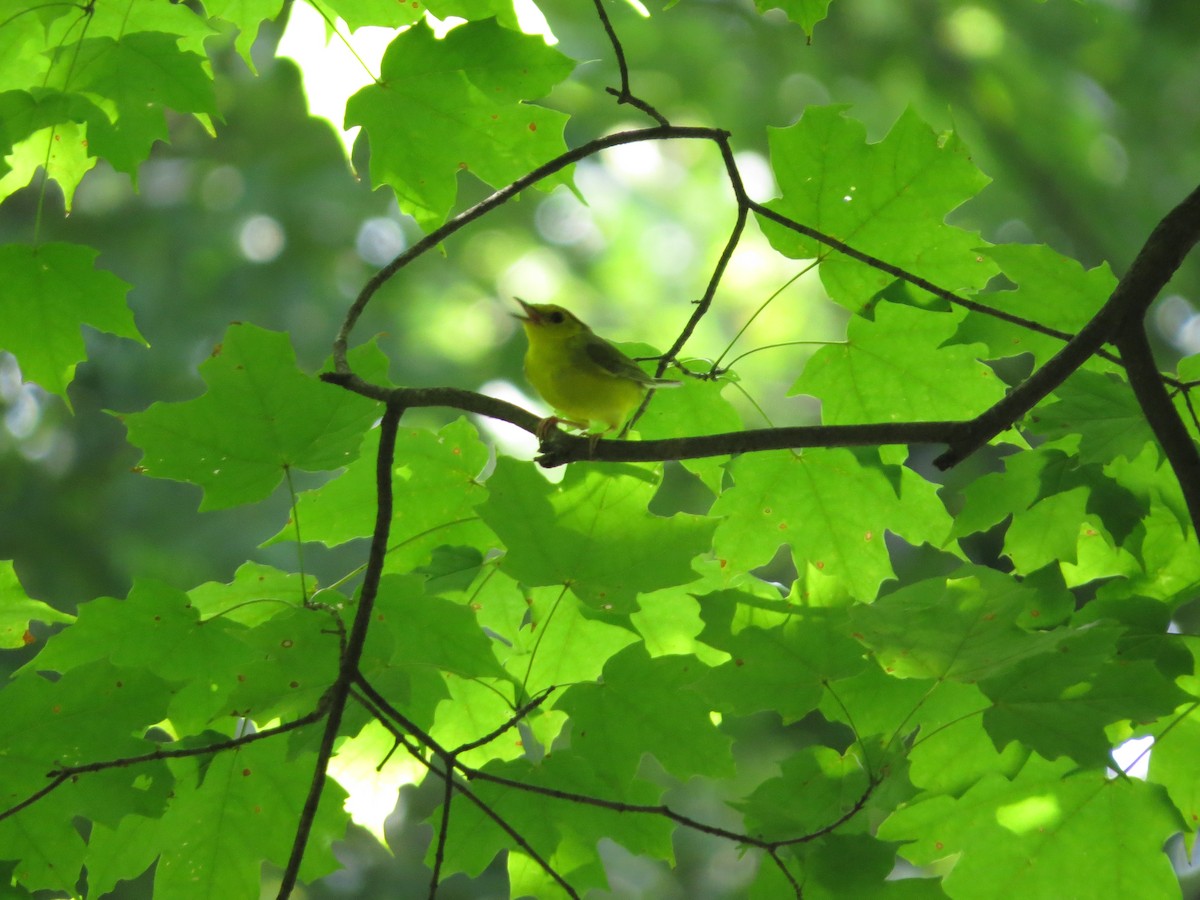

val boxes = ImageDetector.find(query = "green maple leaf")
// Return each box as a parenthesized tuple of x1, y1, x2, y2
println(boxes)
(0, 89, 107, 183)
(1, 790, 86, 893)
(1122, 499, 1200, 604)
(950, 445, 1074, 538)
(907, 709, 1028, 796)
(153, 737, 348, 896)
(187, 561, 310, 625)
(711, 448, 951, 601)
(223, 606, 341, 721)
(345, 18, 573, 230)
(1148, 706, 1200, 828)
(479, 458, 715, 613)
(0, 113, 97, 208)
(45, 2, 216, 58)
(696, 605, 866, 722)
(1004, 486, 1104, 574)
(50, 33, 218, 179)
(760, 105, 995, 309)
(25, 580, 243, 683)
(755, 0, 833, 36)
(793, 302, 1005, 422)
(0, 242, 142, 402)
(955, 243, 1116, 365)
(821, 663, 993, 748)
(739, 746, 871, 838)
(0, 7, 52, 92)
(369, 574, 507, 682)
(0, 660, 173, 810)
(0, 560, 73, 648)
(84, 813, 163, 898)
(1029, 369, 1153, 465)
(848, 567, 1070, 682)
(120, 324, 381, 510)
(557, 645, 733, 786)
(979, 625, 1189, 767)
(506, 584, 639, 695)
(271, 417, 494, 571)
(880, 755, 1183, 899)
(204, 0, 288, 70)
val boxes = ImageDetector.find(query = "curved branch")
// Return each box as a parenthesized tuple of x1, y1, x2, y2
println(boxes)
(935, 181, 1200, 469)
(334, 125, 727, 371)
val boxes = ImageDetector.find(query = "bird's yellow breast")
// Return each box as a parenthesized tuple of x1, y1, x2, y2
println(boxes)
(523, 331, 646, 432)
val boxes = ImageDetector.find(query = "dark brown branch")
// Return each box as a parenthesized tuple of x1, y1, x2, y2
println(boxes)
(429, 763, 455, 900)
(765, 847, 804, 898)
(332, 127, 1196, 468)
(319, 373, 967, 467)
(276, 402, 404, 900)
(1114, 323, 1200, 532)
(534, 421, 966, 467)
(935, 181, 1200, 469)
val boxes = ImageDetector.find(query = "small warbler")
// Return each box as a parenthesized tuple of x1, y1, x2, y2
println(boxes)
(513, 298, 679, 438)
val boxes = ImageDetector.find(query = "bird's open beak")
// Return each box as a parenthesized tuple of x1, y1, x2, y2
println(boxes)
(512, 297, 540, 324)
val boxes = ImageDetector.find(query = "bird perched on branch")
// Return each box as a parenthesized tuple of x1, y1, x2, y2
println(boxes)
(513, 298, 679, 439)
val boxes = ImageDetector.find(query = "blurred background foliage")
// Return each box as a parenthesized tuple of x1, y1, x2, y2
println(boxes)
(1, 0, 1199, 894)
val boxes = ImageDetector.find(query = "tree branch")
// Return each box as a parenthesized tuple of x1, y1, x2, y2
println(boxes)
(934, 181, 1200, 469)
(592, 0, 670, 126)
(352, 681, 580, 899)
(334, 125, 726, 371)
(320, 372, 968, 467)
(355, 666, 878, 891)
(276, 402, 404, 900)
(1114, 322, 1200, 532)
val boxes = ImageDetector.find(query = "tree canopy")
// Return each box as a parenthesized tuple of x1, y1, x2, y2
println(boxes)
(2, 1, 1200, 898)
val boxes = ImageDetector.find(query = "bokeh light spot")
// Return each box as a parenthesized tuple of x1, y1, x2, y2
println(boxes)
(238, 215, 287, 263)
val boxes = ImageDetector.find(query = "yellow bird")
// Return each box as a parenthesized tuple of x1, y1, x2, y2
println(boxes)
(513, 298, 680, 437)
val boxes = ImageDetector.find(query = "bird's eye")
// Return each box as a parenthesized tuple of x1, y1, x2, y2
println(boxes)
(548, 311, 565, 324)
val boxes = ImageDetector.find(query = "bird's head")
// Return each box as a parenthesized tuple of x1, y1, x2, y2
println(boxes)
(513, 298, 590, 339)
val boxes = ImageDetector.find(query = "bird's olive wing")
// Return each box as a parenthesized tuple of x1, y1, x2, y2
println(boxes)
(584, 334, 656, 384)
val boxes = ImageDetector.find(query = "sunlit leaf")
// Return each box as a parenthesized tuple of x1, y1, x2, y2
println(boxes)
(121, 324, 380, 510)
(0, 242, 140, 401)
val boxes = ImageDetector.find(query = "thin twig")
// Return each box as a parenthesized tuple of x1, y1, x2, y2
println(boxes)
(353, 685, 580, 899)
(429, 760, 455, 899)
(592, 0, 670, 125)
(334, 126, 724, 370)
(766, 846, 804, 898)
(452, 689, 555, 756)
(1, 709, 327, 824)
